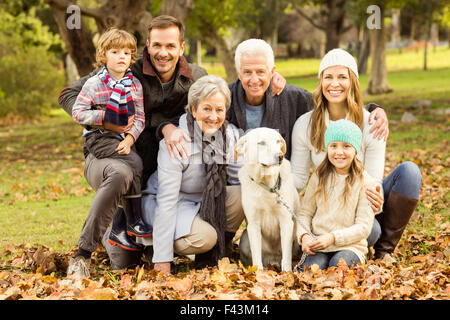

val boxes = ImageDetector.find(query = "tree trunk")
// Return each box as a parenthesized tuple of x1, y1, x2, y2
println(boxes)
(424, 2, 432, 71)
(295, 0, 350, 53)
(159, 0, 194, 23)
(46, 4, 96, 77)
(357, 28, 370, 75)
(448, 29, 450, 49)
(324, 0, 348, 52)
(409, 16, 420, 44)
(367, 4, 392, 95)
(390, 8, 401, 46)
(430, 23, 439, 45)
(205, 32, 238, 82)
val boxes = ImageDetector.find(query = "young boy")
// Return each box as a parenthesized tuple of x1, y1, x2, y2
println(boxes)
(68, 28, 150, 278)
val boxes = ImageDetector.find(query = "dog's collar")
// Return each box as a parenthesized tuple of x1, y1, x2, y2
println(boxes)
(248, 173, 282, 194)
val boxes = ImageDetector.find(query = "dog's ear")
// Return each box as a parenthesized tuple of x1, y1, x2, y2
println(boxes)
(234, 136, 246, 161)
(279, 134, 287, 155)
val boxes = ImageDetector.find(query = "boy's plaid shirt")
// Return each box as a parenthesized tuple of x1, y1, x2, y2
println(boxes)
(72, 73, 145, 142)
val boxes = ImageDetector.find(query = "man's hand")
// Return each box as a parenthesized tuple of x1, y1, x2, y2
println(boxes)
(115, 134, 134, 155)
(162, 123, 191, 160)
(369, 107, 389, 141)
(366, 185, 383, 213)
(309, 233, 335, 251)
(103, 115, 135, 134)
(154, 262, 171, 275)
(271, 71, 286, 96)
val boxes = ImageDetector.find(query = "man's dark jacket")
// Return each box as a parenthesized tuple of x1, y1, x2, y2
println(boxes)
(227, 80, 314, 160)
(58, 47, 207, 185)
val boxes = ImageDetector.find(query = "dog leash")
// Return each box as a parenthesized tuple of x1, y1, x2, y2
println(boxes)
(249, 174, 318, 271)
(275, 193, 318, 271)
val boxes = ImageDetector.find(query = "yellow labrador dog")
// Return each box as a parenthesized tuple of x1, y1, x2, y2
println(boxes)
(234, 128, 300, 271)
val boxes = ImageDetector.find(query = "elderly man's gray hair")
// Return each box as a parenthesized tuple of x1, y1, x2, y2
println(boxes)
(234, 38, 275, 72)
(186, 75, 231, 113)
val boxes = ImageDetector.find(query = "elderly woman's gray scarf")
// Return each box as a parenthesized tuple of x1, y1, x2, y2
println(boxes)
(186, 112, 228, 264)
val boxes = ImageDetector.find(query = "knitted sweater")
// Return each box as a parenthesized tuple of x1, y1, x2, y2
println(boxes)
(298, 171, 377, 263)
(72, 73, 145, 142)
(291, 108, 386, 192)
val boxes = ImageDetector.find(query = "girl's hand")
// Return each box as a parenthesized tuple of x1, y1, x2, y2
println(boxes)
(301, 234, 316, 255)
(116, 134, 134, 155)
(366, 185, 383, 213)
(309, 233, 335, 251)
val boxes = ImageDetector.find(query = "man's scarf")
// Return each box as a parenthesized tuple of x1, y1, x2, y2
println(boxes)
(186, 112, 228, 264)
(98, 66, 135, 126)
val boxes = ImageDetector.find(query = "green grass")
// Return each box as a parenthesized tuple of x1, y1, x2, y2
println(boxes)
(0, 110, 92, 252)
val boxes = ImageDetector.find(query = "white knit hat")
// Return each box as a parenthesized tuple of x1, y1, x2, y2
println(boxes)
(318, 48, 359, 79)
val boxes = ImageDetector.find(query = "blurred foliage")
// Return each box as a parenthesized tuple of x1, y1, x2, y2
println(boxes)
(186, 0, 256, 39)
(0, 8, 65, 118)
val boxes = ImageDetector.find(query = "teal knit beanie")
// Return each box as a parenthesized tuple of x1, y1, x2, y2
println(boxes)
(324, 119, 362, 154)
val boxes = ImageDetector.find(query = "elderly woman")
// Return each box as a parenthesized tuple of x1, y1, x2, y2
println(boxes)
(103, 75, 244, 274)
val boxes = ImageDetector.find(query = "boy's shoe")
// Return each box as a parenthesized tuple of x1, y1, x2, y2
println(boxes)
(67, 256, 91, 278)
(108, 208, 144, 251)
(123, 197, 153, 237)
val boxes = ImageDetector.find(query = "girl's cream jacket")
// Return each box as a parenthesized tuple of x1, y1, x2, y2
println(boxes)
(298, 170, 378, 263)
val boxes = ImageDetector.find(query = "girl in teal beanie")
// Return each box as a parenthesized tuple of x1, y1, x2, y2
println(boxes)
(297, 119, 378, 269)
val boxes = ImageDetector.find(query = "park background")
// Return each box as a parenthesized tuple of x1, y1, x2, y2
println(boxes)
(0, 0, 449, 300)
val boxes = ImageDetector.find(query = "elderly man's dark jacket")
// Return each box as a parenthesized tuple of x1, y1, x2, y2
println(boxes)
(58, 47, 207, 184)
(227, 80, 314, 160)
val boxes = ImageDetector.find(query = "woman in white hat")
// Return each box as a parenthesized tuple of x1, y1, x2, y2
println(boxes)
(291, 48, 422, 261)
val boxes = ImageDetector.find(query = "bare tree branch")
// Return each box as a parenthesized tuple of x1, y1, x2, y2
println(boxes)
(295, 8, 326, 31)
(44, 0, 103, 20)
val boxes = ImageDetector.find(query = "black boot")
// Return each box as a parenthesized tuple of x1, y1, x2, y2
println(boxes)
(225, 231, 236, 258)
(194, 250, 216, 269)
(108, 207, 143, 251)
(374, 191, 419, 259)
(123, 196, 153, 237)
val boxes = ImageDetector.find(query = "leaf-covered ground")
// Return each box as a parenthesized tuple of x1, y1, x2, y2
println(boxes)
(0, 235, 449, 300)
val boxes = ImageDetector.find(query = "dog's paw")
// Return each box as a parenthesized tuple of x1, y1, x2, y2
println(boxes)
(281, 263, 292, 272)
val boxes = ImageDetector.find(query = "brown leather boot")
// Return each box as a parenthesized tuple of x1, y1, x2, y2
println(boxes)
(374, 191, 419, 259)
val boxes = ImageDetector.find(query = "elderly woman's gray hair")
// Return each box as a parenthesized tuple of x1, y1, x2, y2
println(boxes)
(186, 75, 231, 113)
(234, 38, 275, 72)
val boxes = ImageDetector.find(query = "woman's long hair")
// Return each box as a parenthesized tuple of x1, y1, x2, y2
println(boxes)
(313, 155, 365, 211)
(309, 68, 364, 153)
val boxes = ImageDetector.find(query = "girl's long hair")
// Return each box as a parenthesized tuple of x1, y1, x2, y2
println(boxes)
(309, 68, 364, 153)
(313, 155, 365, 211)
